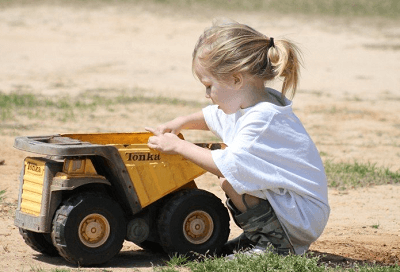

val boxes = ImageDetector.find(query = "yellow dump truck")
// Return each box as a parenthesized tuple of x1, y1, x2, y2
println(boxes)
(13, 132, 230, 266)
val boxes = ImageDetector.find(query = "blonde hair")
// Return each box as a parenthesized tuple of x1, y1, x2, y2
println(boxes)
(193, 20, 302, 98)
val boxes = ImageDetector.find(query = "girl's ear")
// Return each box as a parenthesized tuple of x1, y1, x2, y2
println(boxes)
(232, 73, 243, 89)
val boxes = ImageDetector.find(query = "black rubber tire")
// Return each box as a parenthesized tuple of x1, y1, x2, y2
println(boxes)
(158, 189, 230, 256)
(136, 240, 165, 253)
(51, 192, 126, 266)
(19, 228, 59, 257)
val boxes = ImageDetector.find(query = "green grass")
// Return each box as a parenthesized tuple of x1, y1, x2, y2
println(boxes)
(0, 189, 5, 203)
(371, 223, 380, 229)
(325, 160, 400, 190)
(0, 90, 203, 111)
(156, 252, 400, 272)
(30, 267, 80, 272)
(151, 0, 400, 18)
(0, 90, 205, 122)
(0, 0, 399, 18)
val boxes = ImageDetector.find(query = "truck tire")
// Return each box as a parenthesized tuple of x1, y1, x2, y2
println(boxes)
(158, 189, 230, 256)
(51, 192, 126, 266)
(19, 228, 59, 256)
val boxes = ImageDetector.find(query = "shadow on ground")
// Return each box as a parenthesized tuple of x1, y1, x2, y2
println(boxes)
(310, 250, 388, 269)
(32, 250, 169, 269)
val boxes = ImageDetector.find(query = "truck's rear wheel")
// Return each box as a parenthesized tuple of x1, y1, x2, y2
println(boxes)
(51, 192, 126, 266)
(158, 189, 230, 256)
(19, 228, 59, 256)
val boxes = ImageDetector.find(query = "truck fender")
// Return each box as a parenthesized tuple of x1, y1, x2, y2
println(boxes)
(51, 177, 111, 191)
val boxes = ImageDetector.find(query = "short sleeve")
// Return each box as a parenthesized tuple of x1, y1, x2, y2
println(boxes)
(210, 112, 280, 197)
(202, 105, 223, 140)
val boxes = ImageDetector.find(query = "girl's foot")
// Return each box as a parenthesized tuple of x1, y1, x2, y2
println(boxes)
(225, 245, 266, 260)
(220, 232, 256, 255)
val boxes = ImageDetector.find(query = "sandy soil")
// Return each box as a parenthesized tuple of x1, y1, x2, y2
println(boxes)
(0, 2, 399, 271)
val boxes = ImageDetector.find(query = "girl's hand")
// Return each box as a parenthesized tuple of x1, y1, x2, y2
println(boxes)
(146, 125, 223, 178)
(151, 112, 208, 135)
(153, 118, 184, 135)
(145, 127, 182, 154)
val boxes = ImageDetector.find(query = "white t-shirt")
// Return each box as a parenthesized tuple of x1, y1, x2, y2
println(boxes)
(202, 89, 330, 255)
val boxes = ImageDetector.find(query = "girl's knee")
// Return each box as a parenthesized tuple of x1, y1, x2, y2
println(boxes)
(219, 177, 237, 196)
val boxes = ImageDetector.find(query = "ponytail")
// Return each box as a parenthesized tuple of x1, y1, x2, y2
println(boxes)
(268, 39, 302, 99)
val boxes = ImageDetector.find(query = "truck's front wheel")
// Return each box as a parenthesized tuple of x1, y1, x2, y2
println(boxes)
(51, 192, 126, 266)
(158, 189, 230, 256)
(19, 228, 59, 256)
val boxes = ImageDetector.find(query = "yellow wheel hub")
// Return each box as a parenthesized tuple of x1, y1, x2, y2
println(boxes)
(183, 211, 214, 244)
(78, 213, 110, 248)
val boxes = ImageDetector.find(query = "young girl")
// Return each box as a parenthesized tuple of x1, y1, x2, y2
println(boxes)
(146, 20, 330, 256)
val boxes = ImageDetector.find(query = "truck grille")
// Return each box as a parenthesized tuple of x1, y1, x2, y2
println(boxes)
(20, 158, 46, 216)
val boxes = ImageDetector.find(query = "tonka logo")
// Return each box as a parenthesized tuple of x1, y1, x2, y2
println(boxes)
(126, 153, 160, 161)
(27, 162, 42, 174)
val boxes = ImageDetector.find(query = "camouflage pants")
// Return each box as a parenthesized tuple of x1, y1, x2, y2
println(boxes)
(226, 196, 294, 255)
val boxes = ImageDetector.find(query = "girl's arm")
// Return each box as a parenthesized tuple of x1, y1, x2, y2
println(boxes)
(145, 127, 223, 177)
(155, 111, 209, 134)
(175, 139, 222, 177)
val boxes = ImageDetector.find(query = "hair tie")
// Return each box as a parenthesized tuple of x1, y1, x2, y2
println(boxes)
(268, 37, 275, 48)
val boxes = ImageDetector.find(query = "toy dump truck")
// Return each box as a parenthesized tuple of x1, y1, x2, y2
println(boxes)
(13, 132, 230, 266)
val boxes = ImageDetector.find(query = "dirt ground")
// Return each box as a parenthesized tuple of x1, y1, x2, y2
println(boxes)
(0, 2, 399, 271)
